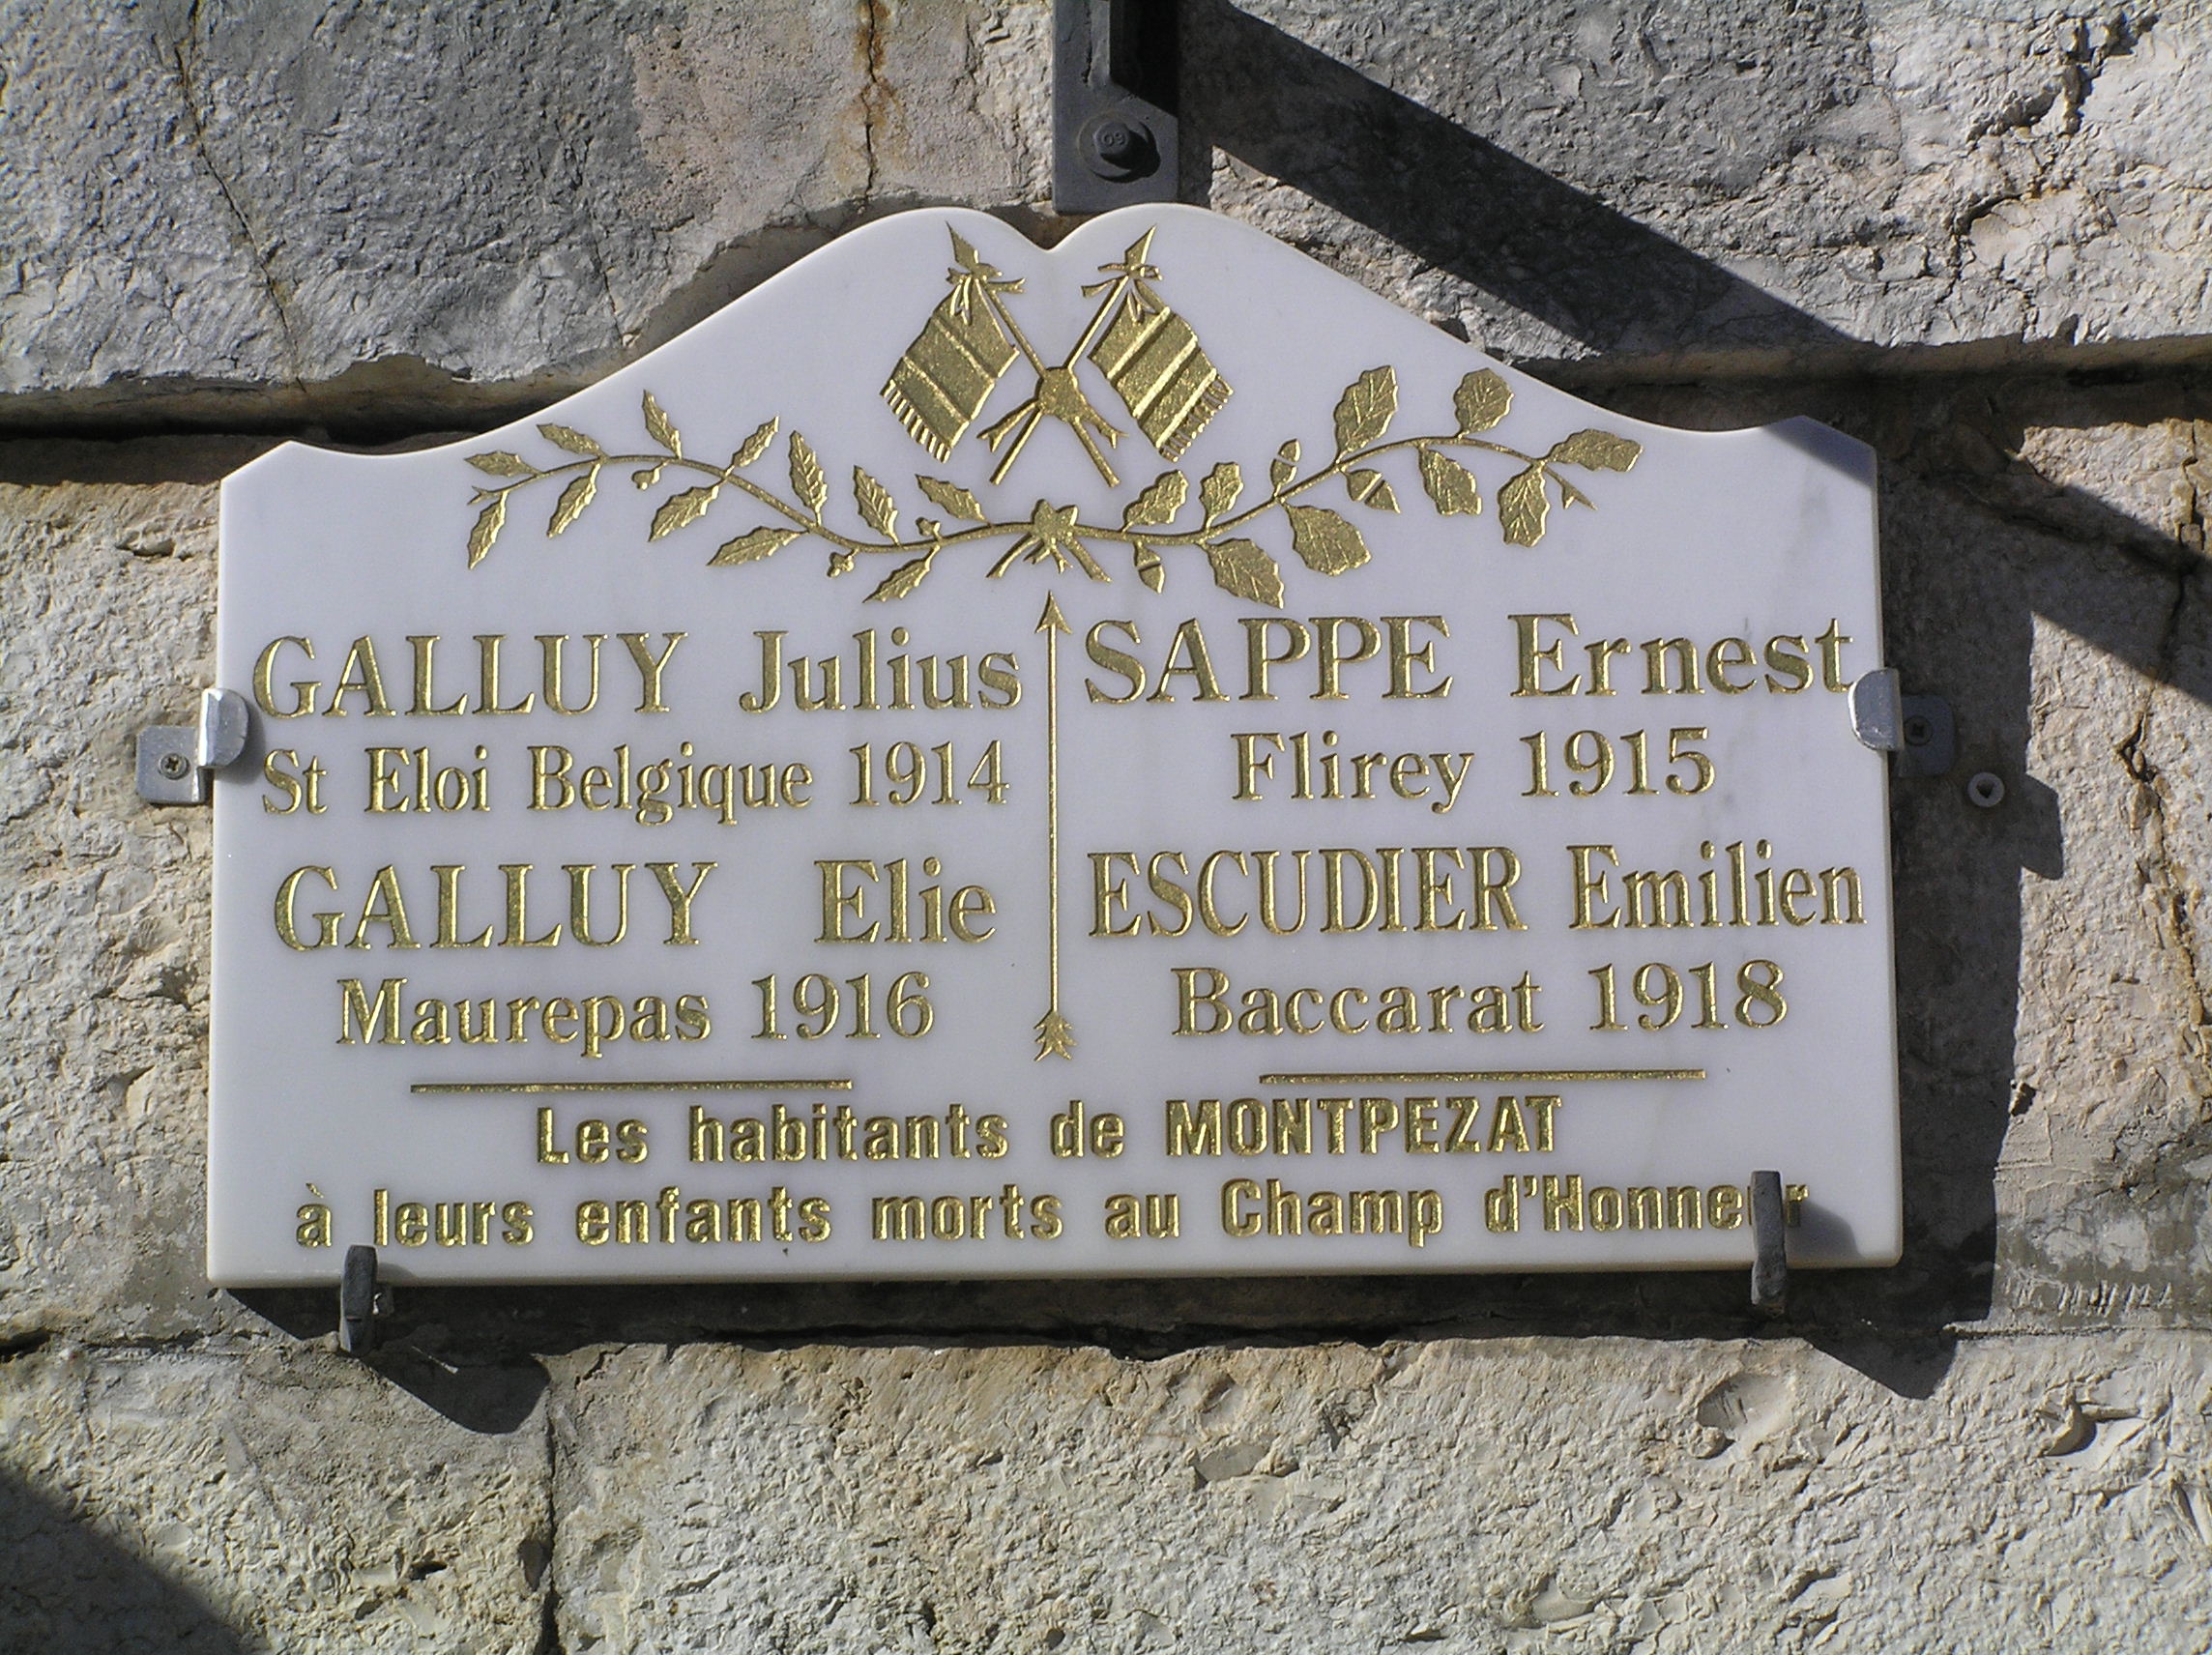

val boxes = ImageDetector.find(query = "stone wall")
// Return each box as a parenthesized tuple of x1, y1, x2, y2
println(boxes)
(3, 3, 2208, 1649)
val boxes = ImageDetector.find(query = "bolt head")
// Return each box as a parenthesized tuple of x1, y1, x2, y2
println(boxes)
(1903, 715, 1932, 745)
(1082, 114, 1156, 180)
(1091, 120, 1138, 163)
(158, 752, 190, 778)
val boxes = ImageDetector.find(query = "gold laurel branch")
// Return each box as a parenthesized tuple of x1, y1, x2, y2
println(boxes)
(460, 376, 1643, 601)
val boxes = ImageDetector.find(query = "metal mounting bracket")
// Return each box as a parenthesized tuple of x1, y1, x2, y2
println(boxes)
(1848, 669, 1954, 779)
(337, 1244, 393, 1356)
(1054, 0, 1179, 214)
(1750, 1170, 1788, 1315)
(135, 687, 249, 804)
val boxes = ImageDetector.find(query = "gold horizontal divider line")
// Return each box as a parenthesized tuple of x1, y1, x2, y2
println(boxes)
(1256, 1069, 1707, 1086)
(411, 1078, 855, 1095)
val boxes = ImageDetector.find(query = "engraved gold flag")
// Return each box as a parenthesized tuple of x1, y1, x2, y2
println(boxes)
(1087, 294, 1231, 462)
(882, 237, 1024, 462)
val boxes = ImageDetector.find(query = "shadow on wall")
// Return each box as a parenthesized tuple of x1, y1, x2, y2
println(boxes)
(0, 1466, 247, 1654)
(1171, 2, 2212, 1382)
(1178, 0, 1852, 359)
(230, 13, 2203, 1414)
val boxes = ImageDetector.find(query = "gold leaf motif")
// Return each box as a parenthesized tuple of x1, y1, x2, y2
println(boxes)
(917, 476, 986, 522)
(1205, 537, 1284, 607)
(1123, 470, 1189, 528)
(650, 485, 719, 541)
(733, 418, 778, 468)
(642, 392, 681, 457)
(460, 244, 1651, 595)
(1133, 539, 1165, 592)
(1550, 429, 1643, 472)
(867, 550, 938, 602)
(1499, 465, 1551, 545)
(1285, 505, 1371, 575)
(1000, 500, 1108, 582)
(466, 495, 506, 566)
(1033, 1008, 1077, 1061)
(789, 433, 826, 516)
(1345, 469, 1398, 511)
(854, 466, 897, 537)
(1332, 365, 1396, 456)
(1200, 461, 1242, 525)
(710, 526, 801, 566)
(547, 468, 597, 536)
(1453, 369, 1512, 435)
(1417, 447, 1483, 516)
(538, 423, 603, 457)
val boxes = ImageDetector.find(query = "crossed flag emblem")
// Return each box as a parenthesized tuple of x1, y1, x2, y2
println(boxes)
(882, 228, 1233, 490)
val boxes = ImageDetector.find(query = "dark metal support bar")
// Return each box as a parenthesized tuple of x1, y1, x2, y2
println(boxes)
(1054, 0, 1179, 214)
(1750, 1171, 1788, 1315)
(338, 1244, 388, 1355)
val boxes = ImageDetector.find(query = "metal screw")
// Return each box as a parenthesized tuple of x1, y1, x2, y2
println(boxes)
(1091, 120, 1139, 167)
(158, 751, 190, 780)
(1903, 714, 1932, 746)
(1966, 771, 2005, 808)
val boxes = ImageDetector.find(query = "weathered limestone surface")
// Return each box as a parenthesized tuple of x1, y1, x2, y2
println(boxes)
(0, 0, 1032, 427)
(1861, 388, 2212, 1334)
(6, 1, 2211, 427)
(0, 1341, 547, 1653)
(548, 1334, 2212, 1652)
(1201, 0, 2212, 369)
(0, 479, 238, 1344)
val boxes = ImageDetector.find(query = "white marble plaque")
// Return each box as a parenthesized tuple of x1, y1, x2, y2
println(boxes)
(209, 207, 1899, 1285)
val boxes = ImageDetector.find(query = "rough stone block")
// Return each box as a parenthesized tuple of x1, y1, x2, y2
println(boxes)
(1871, 399, 2212, 1331)
(0, 1341, 548, 1653)
(5, 3, 2211, 424)
(0, 0, 1033, 428)
(546, 1333, 2212, 1651)
(0, 478, 231, 1342)
(1200, 1, 2212, 371)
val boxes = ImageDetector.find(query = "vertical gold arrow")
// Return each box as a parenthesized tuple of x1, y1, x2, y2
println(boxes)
(1033, 592, 1075, 1060)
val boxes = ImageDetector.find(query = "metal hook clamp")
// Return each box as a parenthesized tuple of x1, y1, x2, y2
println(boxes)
(337, 1245, 393, 1355)
(1750, 1171, 1788, 1315)
(136, 687, 249, 804)
(1848, 669, 1955, 779)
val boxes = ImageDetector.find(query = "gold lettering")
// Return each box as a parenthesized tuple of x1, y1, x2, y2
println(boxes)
(568, 863, 634, 946)
(1569, 845, 1618, 929)
(1382, 616, 1450, 698)
(326, 636, 393, 717)
(408, 635, 467, 715)
(539, 633, 604, 714)
(275, 865, 341, 949)
(1239, 617, 1308, 701)
(620, 632, 684, 712)
(648, 861, 715, 944)
(253, 635, 318, 717)
(1511, 613, 1579, 696)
